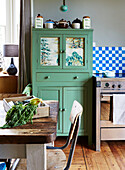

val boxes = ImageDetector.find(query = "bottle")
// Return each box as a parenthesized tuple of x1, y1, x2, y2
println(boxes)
(35, 14, 43, 28)
(82, 16, 91, 29)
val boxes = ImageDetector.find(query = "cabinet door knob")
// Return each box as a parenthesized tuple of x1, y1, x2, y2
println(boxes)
(62, 108, 66, 111)
(60, 50, 63, 53)
(59, 108, 63, 111)
(74, 76, 79, 79)
(45, 76, 50, 79)
(63, 50, 66, 53)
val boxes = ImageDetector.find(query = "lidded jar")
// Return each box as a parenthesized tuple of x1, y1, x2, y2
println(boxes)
(35, 14, 43, 28)
(82, 16, 91, 29)
(72, 18, 82, 29)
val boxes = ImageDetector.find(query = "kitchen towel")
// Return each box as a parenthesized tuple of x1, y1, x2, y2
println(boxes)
(113, 94, 125, 124)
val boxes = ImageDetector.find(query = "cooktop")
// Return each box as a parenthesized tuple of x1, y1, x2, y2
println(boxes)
(94, 73, 125, 90)
(93, 73, 125, 78)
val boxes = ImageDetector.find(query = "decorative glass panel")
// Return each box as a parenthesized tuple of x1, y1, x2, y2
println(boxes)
(40, 37, 59, 66)
(66, 37, 85, 66)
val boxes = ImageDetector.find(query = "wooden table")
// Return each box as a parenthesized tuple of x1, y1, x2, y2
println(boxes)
(0, 100, 58, 170)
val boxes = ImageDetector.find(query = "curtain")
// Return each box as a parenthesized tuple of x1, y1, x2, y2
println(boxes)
(18, 0, 31, 93)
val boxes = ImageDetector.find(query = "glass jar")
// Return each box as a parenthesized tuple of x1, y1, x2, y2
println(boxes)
(35, 14, 43, 28)
(82, 16, 91, 29)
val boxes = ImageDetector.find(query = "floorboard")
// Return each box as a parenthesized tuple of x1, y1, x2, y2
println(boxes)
(108, 141, 125, 170)
(101, 142, 120, 170)
(13, 137, 125, 170)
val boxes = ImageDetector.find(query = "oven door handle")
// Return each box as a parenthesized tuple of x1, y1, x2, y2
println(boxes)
(101, 94, 113, 97)
(101, 92, 125, 97)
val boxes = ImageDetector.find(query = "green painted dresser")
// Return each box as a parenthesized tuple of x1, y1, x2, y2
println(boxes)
(32, 28, 93, 144)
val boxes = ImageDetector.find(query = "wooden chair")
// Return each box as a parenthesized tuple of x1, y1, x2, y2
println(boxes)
(47, 100, 83, 170)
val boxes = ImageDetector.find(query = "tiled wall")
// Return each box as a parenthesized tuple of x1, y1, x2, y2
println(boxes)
(93, 47, 125, 73)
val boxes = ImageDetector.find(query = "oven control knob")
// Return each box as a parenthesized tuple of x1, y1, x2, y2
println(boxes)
(118, 84, 122, 88)
(112, 84, 116, 88)
(105, 83, 109, 87)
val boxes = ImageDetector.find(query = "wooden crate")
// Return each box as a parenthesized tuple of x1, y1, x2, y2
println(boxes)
(3, 96, 50, 118)
(0, 93, 26, 100)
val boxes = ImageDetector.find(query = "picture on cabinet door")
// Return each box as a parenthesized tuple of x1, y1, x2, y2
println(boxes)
(66, 38, 85, 66)
(40, 37, 59, 66)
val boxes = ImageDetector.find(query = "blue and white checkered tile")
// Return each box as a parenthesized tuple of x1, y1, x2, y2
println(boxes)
(93, 47, 125, 73)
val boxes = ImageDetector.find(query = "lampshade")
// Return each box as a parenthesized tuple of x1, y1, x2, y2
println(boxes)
(3, 44, 18, 57)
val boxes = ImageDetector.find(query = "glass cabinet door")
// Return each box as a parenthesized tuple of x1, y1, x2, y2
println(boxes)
(63, 35, 88, 70)
(40, 37, 59, 66)
(37, 35, 62, 69)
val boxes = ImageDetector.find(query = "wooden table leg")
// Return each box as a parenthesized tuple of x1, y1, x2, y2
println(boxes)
(26, 144, 46, 170)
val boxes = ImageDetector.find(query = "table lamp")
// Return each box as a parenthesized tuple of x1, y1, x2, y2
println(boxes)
(3, 44, 18, 75)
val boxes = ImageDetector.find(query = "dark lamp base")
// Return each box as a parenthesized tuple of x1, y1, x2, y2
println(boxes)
(7, 58, 17, 75)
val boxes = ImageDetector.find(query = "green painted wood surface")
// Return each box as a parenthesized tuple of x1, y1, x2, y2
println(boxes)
(63, 87, 87, 135)
(32, 28, 93, 143)
(37, 87, 63, 133)
(36, 73, 89, 82)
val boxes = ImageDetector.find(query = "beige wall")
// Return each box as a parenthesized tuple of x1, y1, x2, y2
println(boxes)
(33, 0, 125, 46)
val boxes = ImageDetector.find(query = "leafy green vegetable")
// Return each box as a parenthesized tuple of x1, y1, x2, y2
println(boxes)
(0, 103, 38, 129)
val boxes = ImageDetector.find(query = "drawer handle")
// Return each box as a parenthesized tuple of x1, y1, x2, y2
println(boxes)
(74, 76, 79, 79)
(45, 76, 50, 79)
(60, 50, 66, 53)
(62, 108, 66, 111)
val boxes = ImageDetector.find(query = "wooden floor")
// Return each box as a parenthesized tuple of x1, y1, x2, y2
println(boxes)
(15, 136, 125, 170)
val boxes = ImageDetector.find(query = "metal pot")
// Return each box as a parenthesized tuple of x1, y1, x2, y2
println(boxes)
(55, 19, 70, 28)
(97, 70, 115, 78)
(45, 19, 55, 29)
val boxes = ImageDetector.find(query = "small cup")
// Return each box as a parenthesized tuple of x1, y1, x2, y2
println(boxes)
(72, 23, 80, 29)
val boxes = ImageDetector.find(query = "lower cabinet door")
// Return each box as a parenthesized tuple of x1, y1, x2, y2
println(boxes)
(63, 87, 88, 135)
(37, 87, 62, 133)
(37, 86, 88, 136)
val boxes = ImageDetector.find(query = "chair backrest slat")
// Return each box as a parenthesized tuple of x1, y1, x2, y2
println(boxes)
(69, 100, 83, 123)
(69, 112, 81, 141)
(69, 100, 83, 141)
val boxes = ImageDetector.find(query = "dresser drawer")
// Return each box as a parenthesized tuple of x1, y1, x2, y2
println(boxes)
(36, 73, 89, 82)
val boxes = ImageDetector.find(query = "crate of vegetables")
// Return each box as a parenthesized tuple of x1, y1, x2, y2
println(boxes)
(3, 96, 50, 119)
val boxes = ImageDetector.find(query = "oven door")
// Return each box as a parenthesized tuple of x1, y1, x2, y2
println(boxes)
(100, 92, 125, 141)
